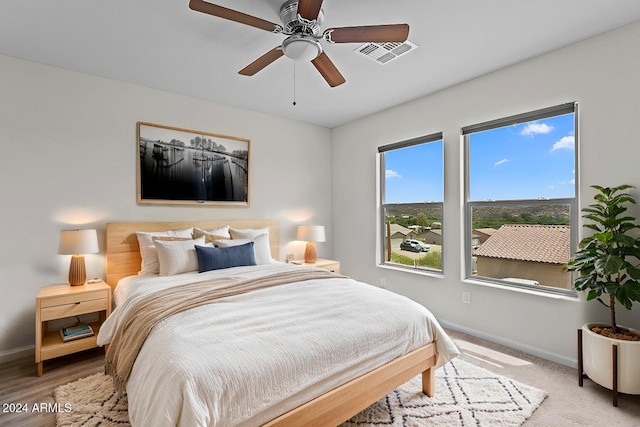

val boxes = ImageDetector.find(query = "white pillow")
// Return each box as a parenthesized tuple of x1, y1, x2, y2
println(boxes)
(136, 228, 194, 275)
(214, 233, 272, 265)
(155, 236, 206, 276)
(193, 226, 231, 243)
(195, 225, 230, 238)
(229, 227, 269, 240)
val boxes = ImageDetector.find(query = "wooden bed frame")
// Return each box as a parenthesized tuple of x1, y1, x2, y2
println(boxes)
(105, 220, 438, 427)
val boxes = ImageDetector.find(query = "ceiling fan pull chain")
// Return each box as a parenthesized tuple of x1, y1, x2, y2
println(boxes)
(293, 61, 297, 106)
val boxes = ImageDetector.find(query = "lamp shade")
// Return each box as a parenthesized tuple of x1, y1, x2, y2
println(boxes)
(58, 229, 99, 255)
(59, 229, 99, 286)
(297, 225, 326, 243)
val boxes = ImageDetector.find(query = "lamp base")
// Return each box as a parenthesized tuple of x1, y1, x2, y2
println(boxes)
(68, 255, 87, 286)
(304, 242, 317, 263)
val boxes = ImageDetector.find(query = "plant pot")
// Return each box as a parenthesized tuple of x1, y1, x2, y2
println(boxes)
(582, 322, 640, 394)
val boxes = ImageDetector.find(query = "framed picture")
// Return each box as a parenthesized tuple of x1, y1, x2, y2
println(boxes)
(137, 122, 250, 206)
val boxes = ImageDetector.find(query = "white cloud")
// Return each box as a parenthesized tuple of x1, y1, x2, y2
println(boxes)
(521, 122, 553, 136)
(551, 135, 575, 152)
(494, 158, 510, 167)
(559, 176, 575, 185)
(559, 170, 575, 185)
(386, 169, 402, 179)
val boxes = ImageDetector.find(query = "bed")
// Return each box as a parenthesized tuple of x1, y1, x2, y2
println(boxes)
(98, 220, 458, 426)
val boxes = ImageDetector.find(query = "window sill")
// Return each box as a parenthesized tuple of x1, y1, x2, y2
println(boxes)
(378, 262, 444, 279)
(463, 277, 579, 301)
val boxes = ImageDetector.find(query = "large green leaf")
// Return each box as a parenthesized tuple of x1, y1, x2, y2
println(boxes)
(583, 224, 602, 233)
(573, 275, 596, 290)
(614, 287, 633, 310)
(626, 282, 640, 302)
(592, 231, 612, 243)
(586, 289, 601, 301)
(612, 195, 637, 206)
(611, 234, 637, 247)
(594, 254, 623, 275)
(626, 265, 640, 280)
(581, 206, 605, 216)
(583, 214, 607, 227)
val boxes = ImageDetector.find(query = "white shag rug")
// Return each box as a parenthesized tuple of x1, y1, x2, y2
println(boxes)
(54, 358, 547, 427)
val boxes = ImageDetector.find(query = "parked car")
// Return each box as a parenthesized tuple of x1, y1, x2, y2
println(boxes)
(400, 240, 430, 253)
(406, 239, 430, 252)
(400, 241, 421, 252)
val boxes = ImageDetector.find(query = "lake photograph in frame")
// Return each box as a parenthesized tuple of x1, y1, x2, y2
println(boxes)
(137, 122, 250, 206)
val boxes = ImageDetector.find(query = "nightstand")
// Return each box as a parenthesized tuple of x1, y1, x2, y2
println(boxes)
(290, 258, 340, 273)
(35, 281, 111, 376)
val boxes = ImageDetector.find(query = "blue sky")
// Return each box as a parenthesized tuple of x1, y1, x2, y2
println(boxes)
(384, 140, 444, 203)
(384, 113, 575, 203)
(468, 113, 575, 201)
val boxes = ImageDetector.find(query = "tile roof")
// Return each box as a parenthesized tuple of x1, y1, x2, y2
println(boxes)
(388, 223, 413, 236)
(473, 224, 570, 264)
(421, 229, 442, 236)
(474, 228, 498, 236)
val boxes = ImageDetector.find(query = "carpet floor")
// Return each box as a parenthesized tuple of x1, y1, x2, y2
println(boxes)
(54, 358, 546, 427)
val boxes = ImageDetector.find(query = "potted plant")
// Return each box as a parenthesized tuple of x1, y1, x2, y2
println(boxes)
(567, 184, 640, 395)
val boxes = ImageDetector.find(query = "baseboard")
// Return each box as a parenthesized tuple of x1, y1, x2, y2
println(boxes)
(440, 320, 578, 368)
(0, 345, 35, 365)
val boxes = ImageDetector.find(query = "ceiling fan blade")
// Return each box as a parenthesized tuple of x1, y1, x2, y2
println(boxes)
(311, 52, 346, 87)
(189, 0, 280, 32)
(325, 24, 410, 43)
(238, 48, 284, 76)
(297, 0, 324, 21)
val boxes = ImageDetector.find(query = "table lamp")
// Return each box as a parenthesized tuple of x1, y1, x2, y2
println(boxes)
(297, 225, 325, 263)
(58, 229, 99, 286)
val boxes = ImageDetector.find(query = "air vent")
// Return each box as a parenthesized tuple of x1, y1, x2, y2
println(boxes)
(354, 40, 418, 64)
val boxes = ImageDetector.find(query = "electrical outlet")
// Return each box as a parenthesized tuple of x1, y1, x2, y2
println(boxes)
(380, 277, 386, 288)
(462, 291, 471, 304)
(285, 254, 294, 262)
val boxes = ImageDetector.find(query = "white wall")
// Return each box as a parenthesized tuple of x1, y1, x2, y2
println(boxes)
(0, 55, 333, 356)
(331, 21, 640, 366)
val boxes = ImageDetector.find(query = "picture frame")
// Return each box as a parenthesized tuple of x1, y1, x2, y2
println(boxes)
(137, 122, 250, 206)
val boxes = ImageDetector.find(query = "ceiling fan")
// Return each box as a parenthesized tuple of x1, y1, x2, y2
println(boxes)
(189, 0, 410, 87)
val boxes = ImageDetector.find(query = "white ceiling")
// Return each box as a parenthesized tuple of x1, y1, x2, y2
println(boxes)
(3, 1, 640, 128)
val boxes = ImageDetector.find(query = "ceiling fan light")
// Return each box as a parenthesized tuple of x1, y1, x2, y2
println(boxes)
(282, 36, 322, 61)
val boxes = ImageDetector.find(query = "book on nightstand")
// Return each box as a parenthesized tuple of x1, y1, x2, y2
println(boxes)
(60, 323, 94, 342)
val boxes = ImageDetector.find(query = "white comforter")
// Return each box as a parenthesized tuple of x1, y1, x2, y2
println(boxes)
(98, 263, 458, 427)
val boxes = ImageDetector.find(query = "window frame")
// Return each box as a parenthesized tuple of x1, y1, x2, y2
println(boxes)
(462, 103, 579, 295)
(378, 132, 444, 275)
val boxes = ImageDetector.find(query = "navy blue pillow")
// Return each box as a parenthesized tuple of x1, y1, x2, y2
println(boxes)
(195, 242, 257, 272)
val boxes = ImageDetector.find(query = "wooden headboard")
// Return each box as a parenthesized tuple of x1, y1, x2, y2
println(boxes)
(105, 220, 280, 291)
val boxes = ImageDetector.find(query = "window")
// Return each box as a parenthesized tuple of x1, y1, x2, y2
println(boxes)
(463, 103, 578, 294)
(379, 133, 444, 273)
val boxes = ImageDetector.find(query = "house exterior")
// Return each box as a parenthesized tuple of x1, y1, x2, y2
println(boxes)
(388, 223, 417, 242)
(418, 229, 442, 245)
(473, 224, 571, 289)
(474, 228, 497, 245)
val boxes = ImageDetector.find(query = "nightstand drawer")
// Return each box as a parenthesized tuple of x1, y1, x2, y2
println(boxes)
(321, 262, 340, 273)
(290, 259, 340, 273)
(39, 289, 107, 308)
(41, 298, 108, 321)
